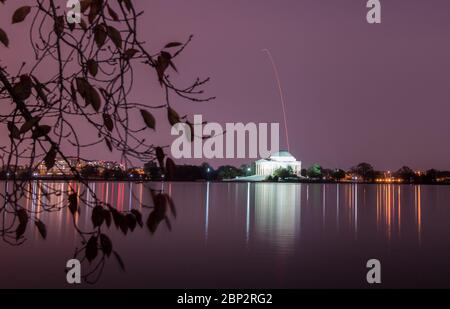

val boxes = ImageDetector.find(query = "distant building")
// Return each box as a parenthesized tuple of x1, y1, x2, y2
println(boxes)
(255, 151, 302, 177)
(128, 167, 145, 175)
(37, 158, 125, 176)
(86, 160, 125, 174)
(38, 158, 81, 176)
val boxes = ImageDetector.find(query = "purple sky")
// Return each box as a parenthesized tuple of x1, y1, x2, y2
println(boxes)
(2, 0, 450, 170)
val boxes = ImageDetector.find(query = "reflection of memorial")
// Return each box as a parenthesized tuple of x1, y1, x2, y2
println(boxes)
(252, 183, 301, 253)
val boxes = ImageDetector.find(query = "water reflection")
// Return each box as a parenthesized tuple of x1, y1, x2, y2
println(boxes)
(200, 182, 427, 255)
(0, 181, 447, 288)
(373, 184, 422, 244)
(415, 185, 422, 245)
(3, 181, 428, 251)
(205, 181, 210, 243)
(246, 182, 251, 244)
(253, 183, 300, 253)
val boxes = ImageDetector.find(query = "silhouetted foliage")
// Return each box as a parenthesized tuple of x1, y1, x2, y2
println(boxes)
(307, 164, 323, 179)
(0, 0, 212, 284)
(332, 169, 346, 181)
(351, 162, 375, 182)
(217, 165, 243, 180)
(394, 166, 416, 183)
(273, 166, 296, 180)
(424, 169, 438, 184)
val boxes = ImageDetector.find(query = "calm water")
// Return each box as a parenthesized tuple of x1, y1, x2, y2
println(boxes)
(1, 181, 450, 288)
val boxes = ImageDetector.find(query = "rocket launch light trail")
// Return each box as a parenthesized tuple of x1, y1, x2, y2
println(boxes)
(262, 49, 291, 152)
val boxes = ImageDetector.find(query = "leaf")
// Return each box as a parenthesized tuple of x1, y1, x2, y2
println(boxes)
(167, 106, 180, 126)
(123, 48, 138, 60)
(140, 109, 155, 130)
(186, 121, 195, 142)
(19, 74, 32, 89)
(130, 209, 143, 227)
(119, 216, 128, 235)
(147, 194, 167, 234)
(93, 24, 107, 48)
(106, 26, 122, 49)
(13, 75, 33, 101)
(20, 117, 40, 134)
(17, 208, 28, 226)
(87, 87, 101, 111)
(160, 51, 177, 73)
(16, 222, 27, 240)
(107, 5, 119, 21)
(77, 78, 101, 111)
(80, 18, 88, 31)
(32, 125, 51, 139)
(0, 28, 9, 47)
(155, 147, 165, 170)
(105, 138, 113, 152)
(70, 82, 78, 105)
(88, 0, 102, 24)
(154, 194, 168, 216)
(54, 15, 65, 37)
(164, 42, 182, 49)
(68, 193, 78, 215)
(16, 209, 28, 240)
(44, 146, 57, 170)
(108, 206, 122, 228)
(7, 122, 20, 139)
(80, 0, 92, 13)
(76, 77, 90, 98)
(85, 236, 98, 263)
(103, 209, 112, 227)
(125, 214, 137, 232)
(156, 52, 171, 85)
(87, 59, 98, 77)
(31, 75, 49, 105)
(35, 220, 47, 239)
(100, 234, 112, 257)
(92, 206, 104, 227)
(103, 113, 114, 132)
(12, 6, 31, 24)
(146, 212, 159, 234)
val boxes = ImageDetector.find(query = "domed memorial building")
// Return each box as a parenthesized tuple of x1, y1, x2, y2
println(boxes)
(255, 151, 302, 177)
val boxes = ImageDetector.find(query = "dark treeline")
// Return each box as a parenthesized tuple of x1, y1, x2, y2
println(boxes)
(2, 161, 450, 185)
(147, 161, 450, 184)
(144, 162, 251, 182)
(300, 162, 450, 185)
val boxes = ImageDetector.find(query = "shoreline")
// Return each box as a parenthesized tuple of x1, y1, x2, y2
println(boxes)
(0, 177, 449, 186)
